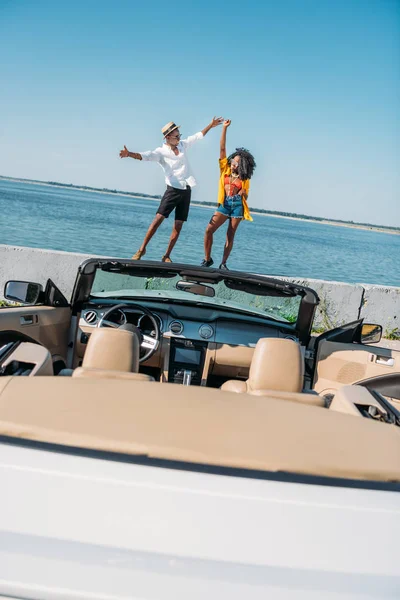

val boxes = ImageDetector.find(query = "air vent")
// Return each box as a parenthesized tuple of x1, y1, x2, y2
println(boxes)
(84, 310, 98, 325)
(199, 324, 214, 339)
(170, 320, 184, 335)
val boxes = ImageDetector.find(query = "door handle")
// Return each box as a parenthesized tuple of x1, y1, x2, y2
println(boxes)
(375, 355, 394, 367)
(20, 315, 37, 326)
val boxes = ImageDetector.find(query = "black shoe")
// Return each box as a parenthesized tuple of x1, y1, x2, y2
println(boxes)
(219, 263, 229, 270)
(201, 258, 214, 267)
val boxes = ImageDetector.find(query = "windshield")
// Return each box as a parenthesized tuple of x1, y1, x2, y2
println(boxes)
(91, 270, 301, 324)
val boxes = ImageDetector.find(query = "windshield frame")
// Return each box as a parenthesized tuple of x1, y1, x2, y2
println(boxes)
(71, 259, 319, 343)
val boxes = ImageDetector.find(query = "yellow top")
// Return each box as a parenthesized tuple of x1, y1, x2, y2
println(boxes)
(218, 157, 252, 221)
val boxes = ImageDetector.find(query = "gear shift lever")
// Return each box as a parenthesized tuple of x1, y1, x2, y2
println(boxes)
(183, 370, 193, 386)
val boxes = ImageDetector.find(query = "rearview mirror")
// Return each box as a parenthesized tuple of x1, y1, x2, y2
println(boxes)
(4, 280, 43, 305)
(176, 280, 215, 297)
(361, 323, 382, 345)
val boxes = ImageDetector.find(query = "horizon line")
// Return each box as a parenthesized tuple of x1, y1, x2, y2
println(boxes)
(0, 174, 398, 232)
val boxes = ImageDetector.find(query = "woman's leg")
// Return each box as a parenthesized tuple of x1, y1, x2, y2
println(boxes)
(221, 218, 241, 266)
(204, 212, 229, 262)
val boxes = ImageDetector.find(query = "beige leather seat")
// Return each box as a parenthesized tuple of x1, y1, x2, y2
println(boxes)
(73, 327, 154, 381)
(221, 338, 324, 407)
(73, 368, 154, 381)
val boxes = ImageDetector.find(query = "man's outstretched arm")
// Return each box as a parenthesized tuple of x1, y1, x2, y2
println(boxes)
(119, 146, 142, 160)
(119, 146, 161, 161)
(201, 116, 224, 137)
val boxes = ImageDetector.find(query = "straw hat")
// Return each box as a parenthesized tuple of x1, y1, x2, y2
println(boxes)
(161, 121, 180, 137)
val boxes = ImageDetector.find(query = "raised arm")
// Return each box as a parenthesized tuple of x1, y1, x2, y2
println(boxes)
(181, 117, 224, 149)
(201, 116, 224, 137)
(220, 119, 231, 160)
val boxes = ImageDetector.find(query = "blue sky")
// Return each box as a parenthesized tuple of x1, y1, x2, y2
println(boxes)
(0, 0, 399, 226)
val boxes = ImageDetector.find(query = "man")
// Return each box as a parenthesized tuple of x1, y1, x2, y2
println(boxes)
(119, 117, 223, 261)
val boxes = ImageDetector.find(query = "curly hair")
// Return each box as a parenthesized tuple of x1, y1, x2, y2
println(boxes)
(227, 147, 256, 180)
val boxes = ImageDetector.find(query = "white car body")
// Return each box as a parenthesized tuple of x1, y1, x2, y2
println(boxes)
(1, 442, 399, 599)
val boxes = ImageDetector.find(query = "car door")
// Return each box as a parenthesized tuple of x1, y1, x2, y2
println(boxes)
(312, 320, 400, 401)
(0, 279, 71, 371)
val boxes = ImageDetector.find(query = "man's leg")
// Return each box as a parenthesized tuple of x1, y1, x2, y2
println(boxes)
(132, 213, 165, 258)
(163, 220, 184, 260)
(139, 213, 165, 252)
(221, 218, 241, 266)
(132, 186, 179, 259)
(203, 212, 229, 264)
(162, 185, 191, 261)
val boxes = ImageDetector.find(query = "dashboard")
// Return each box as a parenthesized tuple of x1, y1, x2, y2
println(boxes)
(77, 300, 300, 384)
(79, 302, 298, 346)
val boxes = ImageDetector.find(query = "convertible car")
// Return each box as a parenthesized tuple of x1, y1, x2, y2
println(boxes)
(1, 257, 399, 395)
(0, 258, 399, 598)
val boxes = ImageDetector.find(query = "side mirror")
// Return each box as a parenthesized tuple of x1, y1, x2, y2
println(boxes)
(361, 323, 382, 345)
(4, 280, 43, 305)
(176, 280, 215, 297)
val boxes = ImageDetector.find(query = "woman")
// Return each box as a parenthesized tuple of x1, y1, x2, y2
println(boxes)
(202, 120, 256, 269)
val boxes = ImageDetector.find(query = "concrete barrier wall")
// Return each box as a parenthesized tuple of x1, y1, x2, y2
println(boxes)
(0, 244, 399, 337)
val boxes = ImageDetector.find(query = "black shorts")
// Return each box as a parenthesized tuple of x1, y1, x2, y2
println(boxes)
(157, 185, 191, 221)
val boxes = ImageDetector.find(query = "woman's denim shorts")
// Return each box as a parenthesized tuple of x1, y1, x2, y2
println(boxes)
(217, 194, 244, 218)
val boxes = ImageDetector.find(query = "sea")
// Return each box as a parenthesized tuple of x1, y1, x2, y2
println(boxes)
(0, 179, 399, 287)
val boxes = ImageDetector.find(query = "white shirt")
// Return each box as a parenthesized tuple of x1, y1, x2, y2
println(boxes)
(140, 131, 203, 189)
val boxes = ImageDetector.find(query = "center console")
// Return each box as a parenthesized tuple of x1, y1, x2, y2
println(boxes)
(168, 338, 208, 386)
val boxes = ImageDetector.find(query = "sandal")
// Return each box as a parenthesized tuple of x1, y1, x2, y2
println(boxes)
(162, 255, 172, 263)
(131, 249, 146, 260)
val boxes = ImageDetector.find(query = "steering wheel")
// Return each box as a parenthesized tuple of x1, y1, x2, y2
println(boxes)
(97, 303, 160, 363)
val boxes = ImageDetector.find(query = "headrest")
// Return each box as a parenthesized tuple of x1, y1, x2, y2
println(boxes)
(82, 327, 141, 373)
(248, 338, 304, 393)
(220, 379, 247, 393)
